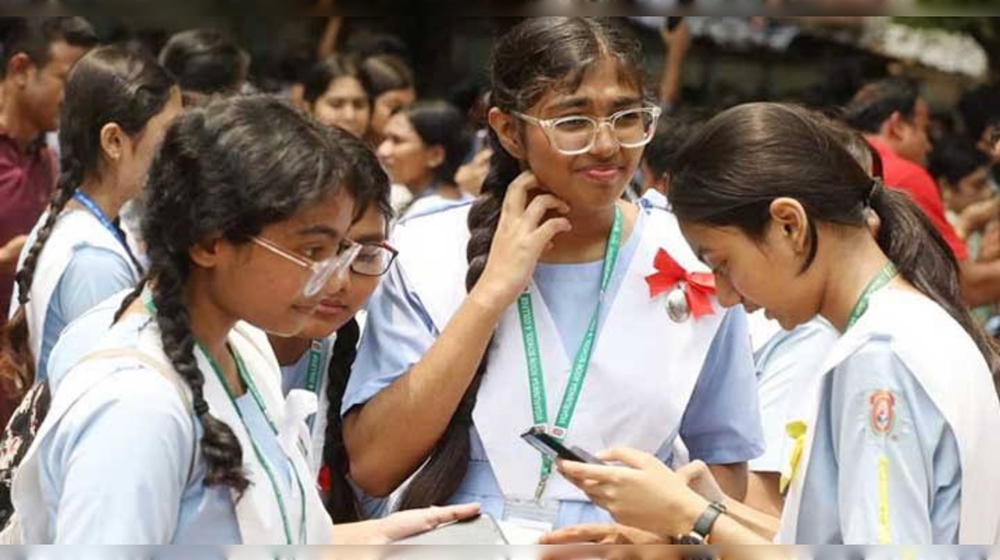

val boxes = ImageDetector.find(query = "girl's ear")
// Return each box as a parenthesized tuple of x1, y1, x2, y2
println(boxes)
(488, 107, 525, 159)
(769, 197, 809, 255)
(99, 123, 126, 163)
(425, 145, 445, 171)
(189, 236, 223, 269)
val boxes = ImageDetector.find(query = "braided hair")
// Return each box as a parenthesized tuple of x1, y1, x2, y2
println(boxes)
(318, 118, 393, 522)
(323, 317, 363, 521)
(397, 17, 647, 509)
(128, 94, 373, 494)
(1, 45, 175, 391)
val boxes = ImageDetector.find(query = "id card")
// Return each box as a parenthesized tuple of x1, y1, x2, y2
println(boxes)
(503, 497, 560, 533)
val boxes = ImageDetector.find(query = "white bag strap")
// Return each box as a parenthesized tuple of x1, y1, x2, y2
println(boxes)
(75, 348, 193, 413)
(0, 348, 198, 545)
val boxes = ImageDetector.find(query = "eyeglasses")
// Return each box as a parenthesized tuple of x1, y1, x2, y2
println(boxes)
(351, 241, 399, 277)
(251, 236, 363, 298)
(251, 236, 399, 297)
(513, 105, 662, 156)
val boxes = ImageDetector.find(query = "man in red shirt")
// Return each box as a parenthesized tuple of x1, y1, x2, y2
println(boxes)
(845, 77, 1000, 307)
(0, 18, 96, 323)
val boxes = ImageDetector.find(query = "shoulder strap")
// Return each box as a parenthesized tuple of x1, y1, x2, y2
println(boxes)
(0, 348, 199, 541)
(76, 348, 194, 414)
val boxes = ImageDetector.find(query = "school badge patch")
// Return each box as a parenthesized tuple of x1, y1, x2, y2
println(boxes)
(869, 390, 896, 436)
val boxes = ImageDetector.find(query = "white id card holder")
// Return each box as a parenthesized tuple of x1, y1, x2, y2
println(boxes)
(503, 496, 560, 533)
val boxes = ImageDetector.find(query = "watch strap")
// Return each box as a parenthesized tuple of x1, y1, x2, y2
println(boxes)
(691, 501, 727, 541)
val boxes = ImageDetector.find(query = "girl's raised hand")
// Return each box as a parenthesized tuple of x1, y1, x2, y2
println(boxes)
(471, 171, 572, 310)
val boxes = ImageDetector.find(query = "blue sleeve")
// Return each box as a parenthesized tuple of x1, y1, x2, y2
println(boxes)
(40, 247, 135, 377)
(44, 292, 126, 392)
(679, 307, 765, 464)
(831, 340, 955, 545)
(41, 369, 194, 544)
(341, 262, 439, 416)
(751, 320, 839, 473)
(56, 246, 136, 322)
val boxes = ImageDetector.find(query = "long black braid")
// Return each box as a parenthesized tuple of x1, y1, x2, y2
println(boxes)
(322, 318, 362, 521)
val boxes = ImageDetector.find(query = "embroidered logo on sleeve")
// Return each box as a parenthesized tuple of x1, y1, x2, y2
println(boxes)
(869, 390, 896, 436)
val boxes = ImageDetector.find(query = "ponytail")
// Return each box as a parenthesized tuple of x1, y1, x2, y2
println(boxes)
(668, 102, 1000, 394)
(868, 182, 1000, 389)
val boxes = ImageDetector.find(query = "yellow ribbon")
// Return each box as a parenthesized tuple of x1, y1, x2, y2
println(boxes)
(779, 420, 807, 495)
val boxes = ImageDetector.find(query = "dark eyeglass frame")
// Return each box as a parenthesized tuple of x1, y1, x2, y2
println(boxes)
(351, 240, 399, 277)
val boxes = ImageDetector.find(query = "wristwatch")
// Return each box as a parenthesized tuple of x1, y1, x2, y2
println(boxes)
(674, 501, 727, 545)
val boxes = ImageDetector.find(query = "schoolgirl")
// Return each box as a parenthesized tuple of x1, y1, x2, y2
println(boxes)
(11, 95, 476, 544)
(377, 100, 475, 221)
(267, 147, 397, 522)
(342, 17, 763, 532)
(555, 103, 1000, 545)
(303, 54, 372, 140)
(5, 45, 180, 385)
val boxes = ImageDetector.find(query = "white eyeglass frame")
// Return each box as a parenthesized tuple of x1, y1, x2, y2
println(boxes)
(251, 235, 363, 298)
(512, 104, 662, 156)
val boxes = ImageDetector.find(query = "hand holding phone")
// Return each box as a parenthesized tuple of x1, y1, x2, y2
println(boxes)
(520, 426, 604, 464)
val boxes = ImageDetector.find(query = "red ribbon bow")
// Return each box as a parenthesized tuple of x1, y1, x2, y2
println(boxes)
(645, 249, 717, 319)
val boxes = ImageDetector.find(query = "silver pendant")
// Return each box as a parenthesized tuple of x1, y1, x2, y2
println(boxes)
(665, 287, 691, 323)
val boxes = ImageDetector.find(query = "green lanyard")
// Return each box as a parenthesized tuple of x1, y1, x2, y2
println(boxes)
(305, 340, 325, 394)
(142, 291, 309, 544)
(517, 205, 623, 500)
(844, 261, 898, 331)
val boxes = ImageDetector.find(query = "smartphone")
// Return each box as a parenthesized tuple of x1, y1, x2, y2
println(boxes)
(520, 426, 603, 464)
(394, 514, 508, 545)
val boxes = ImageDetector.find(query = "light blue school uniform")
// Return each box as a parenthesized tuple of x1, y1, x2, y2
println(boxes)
(20, 216, 139, 381)
(45, 289, 131, 394)
(397, 191, 476, 225)
(343, 208, 764, 528)
(279, 338, 387, 519)
(794, 338, 962, 544)
(35, 307, 294, 544)
(750, 318, 839, 473)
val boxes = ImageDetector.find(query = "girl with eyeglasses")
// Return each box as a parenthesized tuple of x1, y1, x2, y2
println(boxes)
(10, 95, 477, 544)
(266, 153, 399, 524)
(341, 17, 763, 536)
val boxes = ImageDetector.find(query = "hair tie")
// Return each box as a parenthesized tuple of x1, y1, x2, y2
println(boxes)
(866, 178, 885, 208)
(194, 399, 210, 417)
